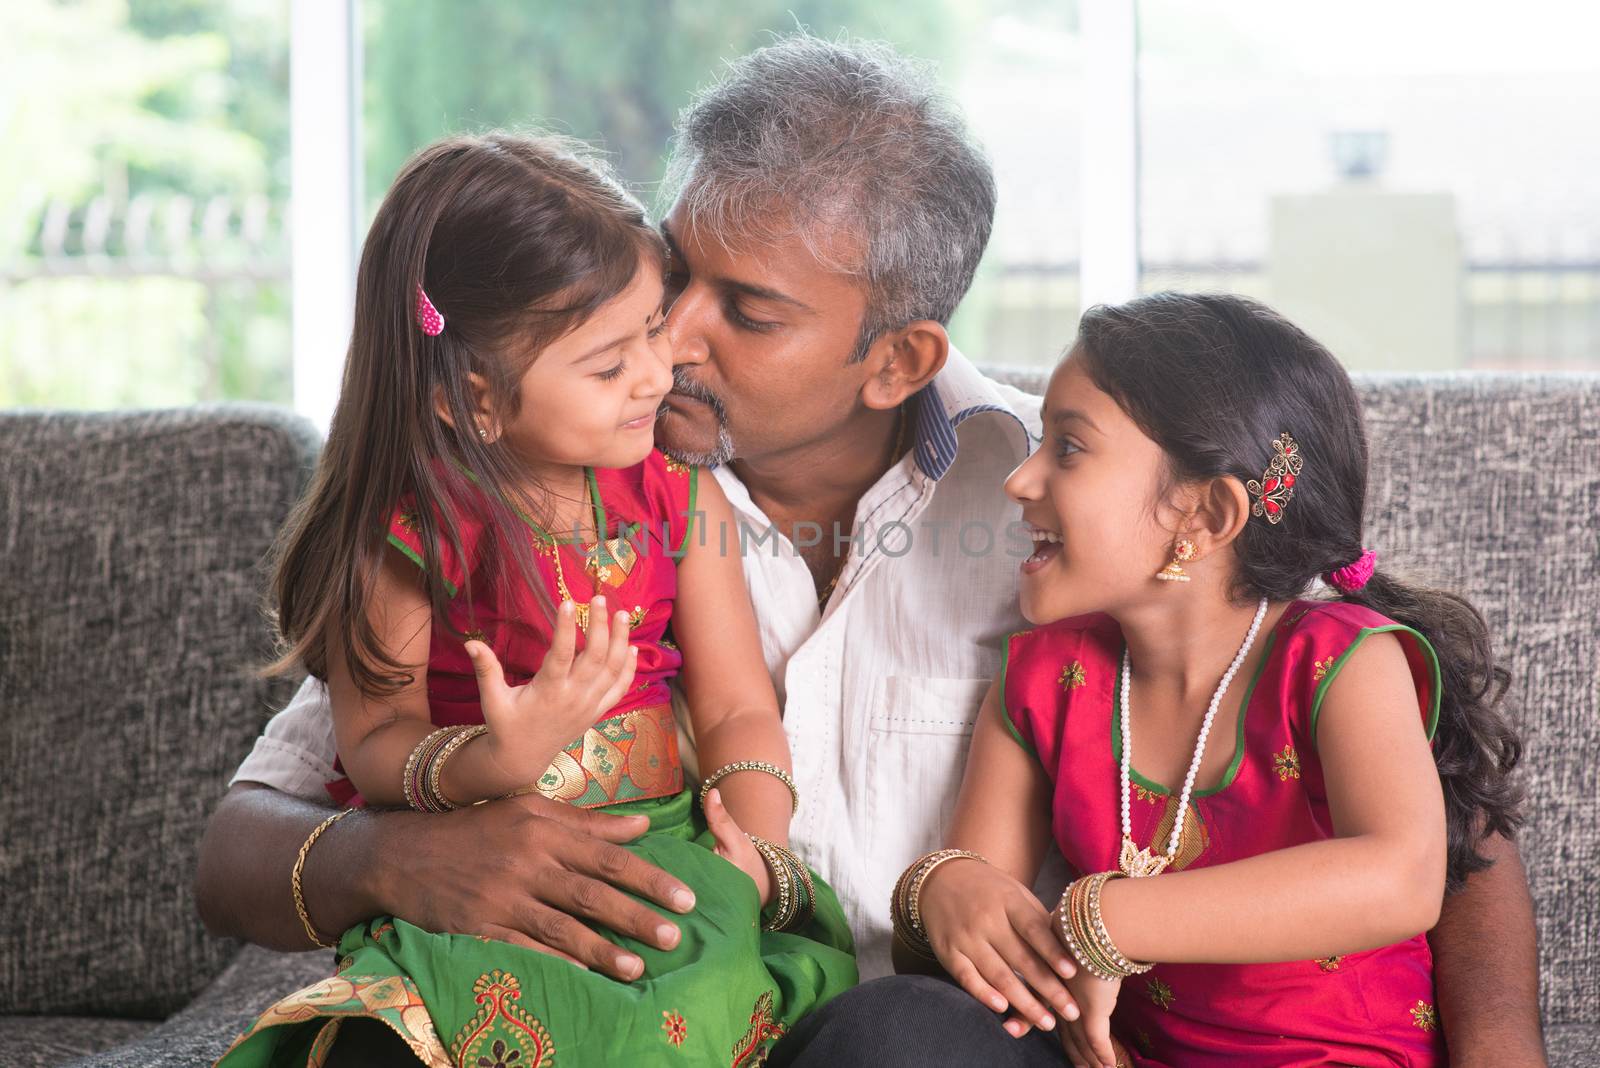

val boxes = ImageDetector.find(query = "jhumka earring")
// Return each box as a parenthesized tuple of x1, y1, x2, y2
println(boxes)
(1155, 538, 1196, 582)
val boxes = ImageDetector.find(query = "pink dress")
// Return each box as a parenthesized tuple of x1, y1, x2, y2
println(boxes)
(327, 448, 699, 808)
(1002, 600, 1447, 1067)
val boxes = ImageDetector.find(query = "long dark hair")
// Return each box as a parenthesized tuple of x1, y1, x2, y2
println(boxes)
(1076, 292, 1523, 893)
(267, 132, 665, 697)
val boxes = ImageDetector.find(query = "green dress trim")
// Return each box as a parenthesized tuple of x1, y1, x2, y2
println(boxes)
(675, 466, 699, 555)
(1308, 624, 1443, 747)
(997, 633, 1039, 757)
(1110, 628, 1281, 799)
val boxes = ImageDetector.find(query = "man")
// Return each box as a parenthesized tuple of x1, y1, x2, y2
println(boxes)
(197, 34, 1545, 1066)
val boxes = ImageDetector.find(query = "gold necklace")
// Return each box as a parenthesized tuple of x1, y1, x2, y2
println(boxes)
(816, 405, 909, 610)
(539, 472, 644, 631)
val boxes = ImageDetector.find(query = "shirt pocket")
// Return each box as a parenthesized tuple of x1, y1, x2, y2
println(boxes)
(863, 675, 990, 865)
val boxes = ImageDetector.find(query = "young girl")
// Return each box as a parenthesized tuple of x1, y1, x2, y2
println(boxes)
(216, 133, 855, 1067)
(894, 293, 1522, 1067)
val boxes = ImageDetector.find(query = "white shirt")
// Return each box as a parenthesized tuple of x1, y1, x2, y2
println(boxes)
(232, 347, 1047, 979)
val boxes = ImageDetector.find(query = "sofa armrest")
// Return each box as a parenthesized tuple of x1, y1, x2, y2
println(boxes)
(64, 944, 333, 1068)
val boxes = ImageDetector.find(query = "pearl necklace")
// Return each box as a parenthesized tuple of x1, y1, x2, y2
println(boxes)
(1117, 597, 1269, 878)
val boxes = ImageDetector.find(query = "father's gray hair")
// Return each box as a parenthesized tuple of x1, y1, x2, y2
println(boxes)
(661, 33, 997, 363)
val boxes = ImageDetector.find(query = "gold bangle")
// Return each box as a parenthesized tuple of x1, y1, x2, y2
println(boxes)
(423, 724, 488, 812)
(748, 834, 798, 932)
(890, 848, 986, 958)
(699, 761, 799, 815)
(291, 807, 355, 950)
(1056, 871, 1154, 981)
(402, 726, 454, 812)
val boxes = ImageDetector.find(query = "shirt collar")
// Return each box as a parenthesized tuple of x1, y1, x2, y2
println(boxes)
(907, 345, 1037, 482)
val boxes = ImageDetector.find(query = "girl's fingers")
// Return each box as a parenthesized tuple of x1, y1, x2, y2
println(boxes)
(582, 595, 609, 665)
(1015, 902, 1079, 983)
(543, 601, 577, 674)
(943, 949, 1010, 1017)
(595, 646, 639, 712)
(971, 944, 1055, 1033)
(464, 641, 511, 714)
(998, 925, 1078, 1022)
(607, 608, 632, 674)
(1083, 1012, 1118, 1068)
(702, 788, 744, 857)
(1062, 1020, 1097, 1068)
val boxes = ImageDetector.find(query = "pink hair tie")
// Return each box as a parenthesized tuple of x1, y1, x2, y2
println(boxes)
(414, 284, 445, 336)
(1327, 549, 1377, 593)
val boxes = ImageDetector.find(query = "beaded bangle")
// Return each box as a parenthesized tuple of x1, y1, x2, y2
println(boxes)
(1055, 871, 1154, 981)
(748, 835, 800, 932)
(889, 848, 987, 959)
(425, 725, 488, 812)
(291, 807, 354, 949)
(699, 761, 799, 815)
(402, 726, 455, 812)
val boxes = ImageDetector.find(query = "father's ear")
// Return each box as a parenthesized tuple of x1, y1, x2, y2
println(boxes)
(860, 320, 949, 411)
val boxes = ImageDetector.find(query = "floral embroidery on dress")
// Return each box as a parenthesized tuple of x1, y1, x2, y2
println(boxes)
(1133, 784, 1162, 805)
(1144, 977, 1175, 1011)
(398, 509, 422, 533)
(1409, 1001, 1438, 1032)
(664, 456, 691, 475)
(1058, 660, 1087, 691)
(730, 990, 786, 1067)
(1315, 956, 1342, 972)
(1313, 655, 1335, 682)
(662, 1009, 688, 1048)
(449, 971, 554, 1068)
(1274, 744, 1302, 781)
(1134, 1030, 1154, 1055)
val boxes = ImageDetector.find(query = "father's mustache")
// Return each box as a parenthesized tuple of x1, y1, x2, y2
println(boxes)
(665, 368, 729, 426)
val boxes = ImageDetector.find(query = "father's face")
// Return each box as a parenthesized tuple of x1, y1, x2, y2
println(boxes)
(655, 203, 872, 466)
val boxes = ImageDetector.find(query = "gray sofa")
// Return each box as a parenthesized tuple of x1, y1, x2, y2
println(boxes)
(1, 372, 1596, 1066)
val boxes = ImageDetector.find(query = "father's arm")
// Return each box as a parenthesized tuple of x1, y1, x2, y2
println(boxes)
(194, 679, 697, 979)
(1427, 833, 1546, 1066)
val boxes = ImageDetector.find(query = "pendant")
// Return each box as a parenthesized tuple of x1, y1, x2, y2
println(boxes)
(1119, 836, 1171, 879)
(584, 534, 637, 588)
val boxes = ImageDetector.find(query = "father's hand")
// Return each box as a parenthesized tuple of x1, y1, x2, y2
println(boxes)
(366, 792, 695, 979)
(196, 783, 694, 982)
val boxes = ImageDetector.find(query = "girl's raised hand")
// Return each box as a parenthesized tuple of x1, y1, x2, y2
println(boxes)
(917, 857, 1080, 1037)
(466, 596, 638, 784)
(702, 787, 775, 906)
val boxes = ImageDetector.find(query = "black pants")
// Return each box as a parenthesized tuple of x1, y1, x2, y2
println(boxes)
(767, 974, 1068, 1067)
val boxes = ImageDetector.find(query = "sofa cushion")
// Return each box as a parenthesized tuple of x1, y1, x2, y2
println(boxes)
(0, 406, 321, 1018)
(984, 366, 1600, 1028)
(0, 1016, 156, 1068)
(63, 944, 332, 1068)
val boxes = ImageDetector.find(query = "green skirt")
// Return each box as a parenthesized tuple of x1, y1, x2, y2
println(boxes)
(215, 790, 857, 1067)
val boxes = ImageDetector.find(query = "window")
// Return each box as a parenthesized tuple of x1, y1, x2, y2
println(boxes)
(2, 0, 291, 408)
(360, 0, 1081, 370)
(1137, 0, 1600, 372)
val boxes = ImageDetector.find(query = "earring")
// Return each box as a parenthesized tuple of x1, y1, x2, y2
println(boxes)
(1155, 538, 1196, 582)
(477, 425, 489, 441)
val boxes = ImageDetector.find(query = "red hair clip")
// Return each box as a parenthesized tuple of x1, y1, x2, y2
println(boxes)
(1247, 433, 1302, 525)
(414, 284, 445, 336)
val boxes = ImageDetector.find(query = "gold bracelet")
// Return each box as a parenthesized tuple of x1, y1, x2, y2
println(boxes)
(699, 761, 799, 814)
(291, 807, 355, 950)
